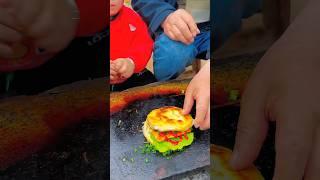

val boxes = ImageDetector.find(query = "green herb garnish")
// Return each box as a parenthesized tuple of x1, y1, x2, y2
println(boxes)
(229, 90, 239, 102)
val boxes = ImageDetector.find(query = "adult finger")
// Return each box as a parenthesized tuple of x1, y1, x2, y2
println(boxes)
(0, 24, 22, 42)
(230, 75, 269, 170)
(273, 105, 315, 180)
(304, 124, 320, 180)
(179, 11, 199, 37)
(174, 17, 194, 43)
(171, 25, 189, 44)
(183, 82, 195, 115)
(194, 92, 210, 128)
(199, 105, 210, 130)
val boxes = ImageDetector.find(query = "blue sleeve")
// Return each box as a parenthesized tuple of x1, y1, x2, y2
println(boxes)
(212, 0, 262, 50)
(132, 0, 177, 37)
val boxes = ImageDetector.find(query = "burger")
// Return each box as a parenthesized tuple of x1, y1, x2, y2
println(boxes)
(143, 106, 194, 154)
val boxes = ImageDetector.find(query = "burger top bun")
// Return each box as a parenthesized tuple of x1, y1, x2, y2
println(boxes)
(146, 106, 193, 132)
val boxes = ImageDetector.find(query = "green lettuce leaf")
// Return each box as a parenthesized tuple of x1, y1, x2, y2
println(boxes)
(150, 132, 194, 153)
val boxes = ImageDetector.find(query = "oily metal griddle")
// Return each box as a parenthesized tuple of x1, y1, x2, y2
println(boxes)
(110, 95, 210, 180)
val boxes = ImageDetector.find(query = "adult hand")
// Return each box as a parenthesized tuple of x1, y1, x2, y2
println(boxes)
(161, 9, 200, 45)
(183, 61, 210, 130)
(230, 30, 320, 180)
(0, 0, 79, 53)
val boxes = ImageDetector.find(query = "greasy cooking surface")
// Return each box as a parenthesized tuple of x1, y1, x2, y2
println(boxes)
(110, 95, 210, 180)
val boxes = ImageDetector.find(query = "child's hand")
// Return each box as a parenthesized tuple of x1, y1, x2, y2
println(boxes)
(0, 11, 22, 57)
(183, 61, 210, 130)
(110, 61, 125, 84)
(110, 61, 118, 81)
(113, 58, 135, 80)
(161, 9, 200, 45)
(0, 0, 79, 53)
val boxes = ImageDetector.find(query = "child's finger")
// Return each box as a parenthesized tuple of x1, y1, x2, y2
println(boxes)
(0, 43, 13, 56)
(0, 8, 19, 28)
(110, 74, 115, 81)
(113, 60, 123, 70)
(180, 11, 199, 37)
(117, 63, 129, 78)
(110, 69, 118, 76)
(110, 65, 118, 72)
(10, 0, 43, 27)
(0, 24, 22, 42)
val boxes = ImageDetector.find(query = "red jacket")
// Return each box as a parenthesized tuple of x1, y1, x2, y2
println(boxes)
(110, 6, 153, 73)
(75, 0, 107, 36)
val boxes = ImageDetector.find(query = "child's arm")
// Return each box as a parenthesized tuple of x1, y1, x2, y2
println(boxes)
(126, 15, 154, 73)
(111, 15, 153, 82)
